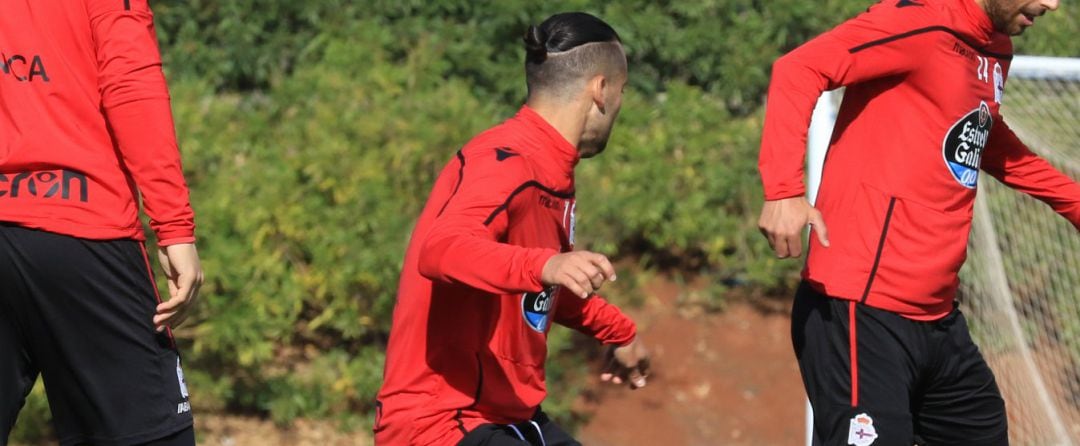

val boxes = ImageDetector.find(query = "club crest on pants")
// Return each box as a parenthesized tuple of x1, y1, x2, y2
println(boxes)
(848, 413, 878, 446)
(177, 357, 189, 399)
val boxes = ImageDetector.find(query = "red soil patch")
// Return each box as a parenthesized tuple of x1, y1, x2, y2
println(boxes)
(577, 278, 807, 446)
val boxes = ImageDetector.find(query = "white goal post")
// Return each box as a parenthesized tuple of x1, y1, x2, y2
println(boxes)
(805, 55, 1080, 445)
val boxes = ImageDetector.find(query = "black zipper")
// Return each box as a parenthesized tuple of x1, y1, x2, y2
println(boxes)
(470, 353, 484, 406)
(860, 197, 897, 303)
(454, 353, 485, 434)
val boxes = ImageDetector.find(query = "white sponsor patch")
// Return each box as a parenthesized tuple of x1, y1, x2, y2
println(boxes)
(847, 413, 878, 446)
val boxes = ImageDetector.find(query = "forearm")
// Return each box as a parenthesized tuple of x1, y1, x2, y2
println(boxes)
(555, 294, 637, 346)
(418, 231, 557, 295)
(105, 98, 196, 245)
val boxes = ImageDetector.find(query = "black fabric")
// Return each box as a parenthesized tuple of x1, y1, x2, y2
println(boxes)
(0, 225, 193, 446)
(457, 409, 580, 446)
(129, 425, 194, 446)
(792, 282, 1008, 446)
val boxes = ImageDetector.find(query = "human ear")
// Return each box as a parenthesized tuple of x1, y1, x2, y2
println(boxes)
(589, 75, 607, 114)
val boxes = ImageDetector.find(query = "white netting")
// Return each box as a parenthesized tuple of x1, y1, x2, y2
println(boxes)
(962, 56, 1080, 445)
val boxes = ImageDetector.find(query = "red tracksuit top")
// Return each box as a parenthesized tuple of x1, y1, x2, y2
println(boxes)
(375, 106, 637, 445)
(760, 0, 1080, 320)
(0, 0, 195, 245)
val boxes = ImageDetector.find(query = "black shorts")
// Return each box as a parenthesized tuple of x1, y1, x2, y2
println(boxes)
(792, 282, 1008, 446)
(0, 224, 193, 446)
(457, 409, 580, 446)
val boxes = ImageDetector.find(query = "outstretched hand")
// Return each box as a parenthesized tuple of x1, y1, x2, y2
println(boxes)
(541, 251, 616, 299)
(601, 336, 650, 389)
(758, 196, 830, 258)
(153, 243, 204, 332)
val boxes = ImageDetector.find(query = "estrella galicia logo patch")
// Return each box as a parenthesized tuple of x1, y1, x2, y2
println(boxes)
(521, 287, 556, 332)
(942, 101, 992, 189)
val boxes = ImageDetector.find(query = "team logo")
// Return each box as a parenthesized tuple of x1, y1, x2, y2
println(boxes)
(176, 357, 189, 399)
(521, 287, 557, 332)
(993, 62, 1004, 103)
(942, 101, 993, 189)
(176, 357, 191, 414)
(847, 413, 878, 446)
(566, 201, 576, 247)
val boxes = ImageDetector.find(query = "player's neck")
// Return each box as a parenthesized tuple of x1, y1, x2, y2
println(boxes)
(526, 97, 586, 149)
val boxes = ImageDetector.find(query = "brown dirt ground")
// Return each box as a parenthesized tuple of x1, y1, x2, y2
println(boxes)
(196, 417, 370, 446)
(575, 278, 806, 446)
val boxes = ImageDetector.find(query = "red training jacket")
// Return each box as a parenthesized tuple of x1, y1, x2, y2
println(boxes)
(0, 0, 195, 245)
(759, 0, 1080, 320)
(375, 106, 637, 445)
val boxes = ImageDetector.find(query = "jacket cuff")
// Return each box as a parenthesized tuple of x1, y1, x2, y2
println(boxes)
(157, 236, 196, 247)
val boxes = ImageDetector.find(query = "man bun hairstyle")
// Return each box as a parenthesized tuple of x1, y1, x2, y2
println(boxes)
(524, 25, 549, 63)
(523, 12, 624, 98)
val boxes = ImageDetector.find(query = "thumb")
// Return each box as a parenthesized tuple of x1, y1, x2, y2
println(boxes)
(809, 209, 830, 247)
(627, 367, 647, 389)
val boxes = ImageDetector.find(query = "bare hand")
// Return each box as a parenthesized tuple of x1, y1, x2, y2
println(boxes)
(757, 196, 830, 258)
(153, 243, 204, 332)
(601, 336, 650, 389)
(540, 251, 616, 299)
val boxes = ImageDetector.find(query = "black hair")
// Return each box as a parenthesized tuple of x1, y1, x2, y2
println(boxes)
(524, 12, 620, 64)
(523, 12, 624, 97)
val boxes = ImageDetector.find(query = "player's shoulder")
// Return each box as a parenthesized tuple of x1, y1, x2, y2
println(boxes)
(855, 0, 947, 30)
(458, 127, 534, 184)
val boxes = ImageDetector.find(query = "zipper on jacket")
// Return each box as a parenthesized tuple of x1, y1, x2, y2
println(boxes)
(471, 353, 484, 406)
(860, 197, 897, 304)
(454, 353, 485, 434)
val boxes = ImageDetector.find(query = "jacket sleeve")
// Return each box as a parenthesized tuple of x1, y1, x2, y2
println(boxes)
(553, 289, 637, 346)
(759, 4, 930, 200)
(981, 118, 1080, 230)
(88, 0, 196, 246)
(418, 153, 558, 295)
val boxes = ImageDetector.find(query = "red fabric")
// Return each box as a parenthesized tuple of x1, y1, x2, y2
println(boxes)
(0, 0, 195, 245)
(375, 106, 637, 445)
(759, 0, 1080, 319)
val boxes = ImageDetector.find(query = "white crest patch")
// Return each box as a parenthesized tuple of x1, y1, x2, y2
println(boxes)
(847, 413, 878, 446)
(993, 62, 1004, 103)
(176, 357, 189, 399)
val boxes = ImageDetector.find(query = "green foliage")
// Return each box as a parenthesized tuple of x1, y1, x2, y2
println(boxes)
(9, 381, 50, 443)
(13, 0, 1079, 442)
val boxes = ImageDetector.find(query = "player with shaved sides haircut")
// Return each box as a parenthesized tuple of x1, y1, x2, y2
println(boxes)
(375, 12, 647, 446)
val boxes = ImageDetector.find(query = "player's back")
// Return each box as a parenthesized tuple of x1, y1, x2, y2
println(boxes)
(0, 0, 170, 240)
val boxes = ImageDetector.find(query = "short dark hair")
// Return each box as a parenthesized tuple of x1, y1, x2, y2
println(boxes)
(523, 12, 624, 98)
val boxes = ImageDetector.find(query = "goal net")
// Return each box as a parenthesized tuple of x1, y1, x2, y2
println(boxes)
(961, 56, 1080, 445)
(806, 56, 1080, 445)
